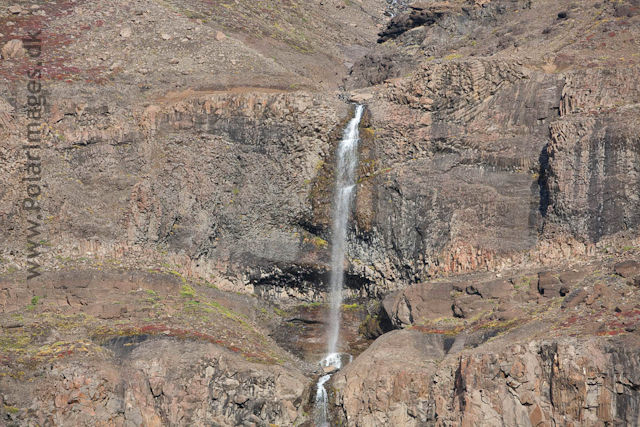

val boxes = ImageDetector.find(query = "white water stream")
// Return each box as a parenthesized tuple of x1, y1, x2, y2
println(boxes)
(315, 104, 365, 426)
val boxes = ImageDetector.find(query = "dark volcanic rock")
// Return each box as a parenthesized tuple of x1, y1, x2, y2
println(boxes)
(377, 2, 461, 43)
(561, 288, 588, 309)
(538, 271, 569, 296)
(545, 110, 640, 243)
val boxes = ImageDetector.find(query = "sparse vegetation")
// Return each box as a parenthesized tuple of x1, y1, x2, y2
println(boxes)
(273, 307, 287, 317)
(180, 285, 197, 298)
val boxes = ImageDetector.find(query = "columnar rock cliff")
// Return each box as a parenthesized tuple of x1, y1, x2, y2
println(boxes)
(1, 0, 640, 425)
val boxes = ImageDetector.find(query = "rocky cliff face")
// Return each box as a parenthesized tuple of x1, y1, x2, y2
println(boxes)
(24, 339, 309, 427)
(325, 258, 640, 426)
(2, 0, 639, 301)
(1, 0, 640, 425)
(332, 330, 640, 426)
(339, 0, 640, 295)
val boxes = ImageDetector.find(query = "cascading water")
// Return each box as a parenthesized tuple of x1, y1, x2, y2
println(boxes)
(327, 104, 364, 357)
(315, 104, 365, 427)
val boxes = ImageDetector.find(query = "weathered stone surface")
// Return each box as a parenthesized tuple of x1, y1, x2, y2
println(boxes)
(1, 0, 640, 426)
(474, 280, 514, 299)
(545, 112, 640, 243)
(1, 39, 24, 59)
(330, 331, 640, 427)
(383, 282, 454, 327)
(377, 1, 462, 42)
(272, 302, 373, 363)
(490, 301, 523, 321)
(120, 27, 132, 38)
(332, 330, 445, 426)
(628, 275, 640, 288)
(1, 0, 638, 305)
(615, 260, 640, 278)
(558, 269, 589, 287)
(453, 294, 494, 319)
(21, 339, 310, 426)
(537, 271, 565, 296)
(561, 287, 588, 309)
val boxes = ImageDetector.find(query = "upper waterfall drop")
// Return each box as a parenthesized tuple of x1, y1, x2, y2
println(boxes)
(326, 103, 365, 359)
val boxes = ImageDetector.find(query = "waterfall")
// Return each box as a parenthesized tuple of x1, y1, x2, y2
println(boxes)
(327, 104, 364, 356)
(315, 104, 365, 427)
(315, 374, 331, 426)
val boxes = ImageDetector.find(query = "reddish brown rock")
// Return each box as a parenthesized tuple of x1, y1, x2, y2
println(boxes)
(383, 282, 454, 327)
(492, 302, 523, 321)
(331, 332, 640, 427)
(28, 340, 309, 426)
(453, 295, 494, 319)
(331, 330, 445, 425)
(628, 275, 640, 288)
(474, 280, 514, 299)
(558, 269, 589, 288)
(615, 260, 640, 278)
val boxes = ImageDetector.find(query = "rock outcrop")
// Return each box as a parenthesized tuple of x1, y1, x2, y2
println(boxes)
(12, 339, 309, 427)
(377, 2, 463, 43)
(383, 282, 456, 327)
(0, 270, 318, 426)
(330, 328, 640, 427)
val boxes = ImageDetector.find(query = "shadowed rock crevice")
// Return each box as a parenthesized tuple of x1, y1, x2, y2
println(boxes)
(538, 143, 550, 220)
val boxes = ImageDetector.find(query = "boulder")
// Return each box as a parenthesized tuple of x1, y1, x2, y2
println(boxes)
(453, 295, 494, 319)
(513, 290, 537, 303)
(561, 288, 588, 309)
(473, 280, 514, 299)
(614, 260, 640, 278)
(627, 275, 640, 287)
(382, 282, 454, 327)
(585, 283, 618, 306)
(349, 93, 373, 103)
(537, 271, 567, 296)
(559, 269, 589, 287)
(491, 301, 523, 321)
(1, 39, 24, 59)
(323, 365, 336, 374)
